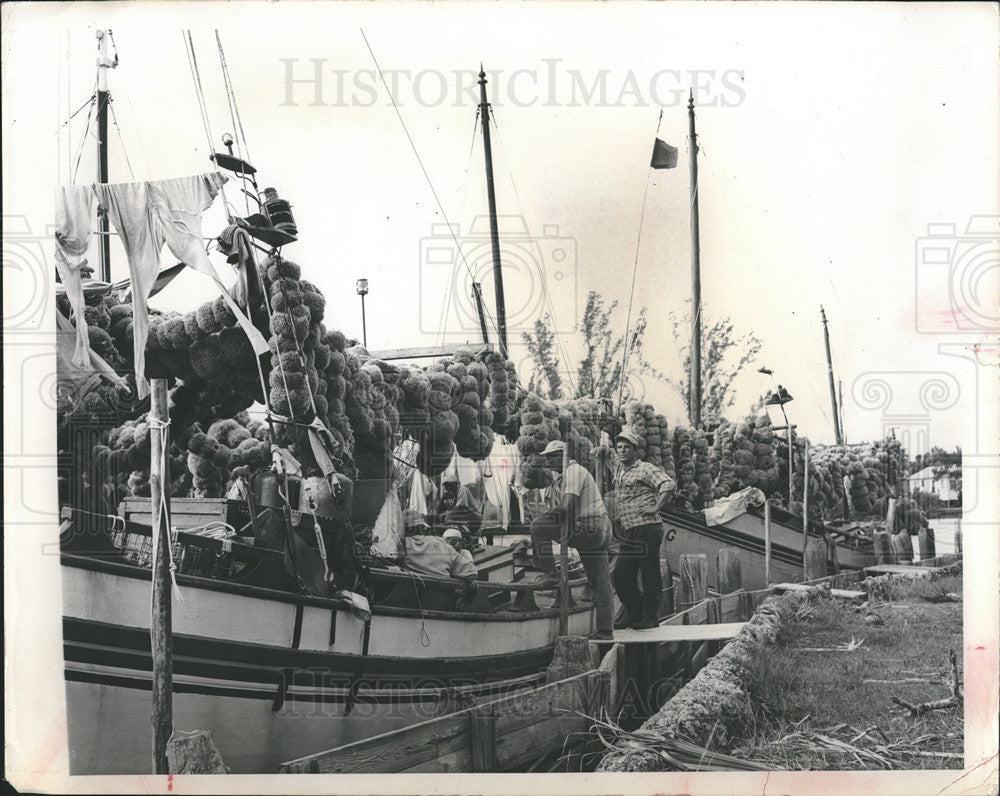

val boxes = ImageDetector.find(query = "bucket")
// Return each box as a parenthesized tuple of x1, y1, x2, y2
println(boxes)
(252, 469, 301, 511)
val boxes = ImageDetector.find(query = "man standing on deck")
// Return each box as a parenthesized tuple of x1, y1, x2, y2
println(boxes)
(530, 440, 614, 640)
(611, 428, 676, 630)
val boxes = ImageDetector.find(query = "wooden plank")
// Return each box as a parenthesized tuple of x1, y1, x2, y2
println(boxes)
(772, 582, 865, 600)
(400, 746, 473, 774)
(873, 531, 892, 565)
(803, 536, 828, 580)
(609, 622, 746, 643)
(492, 672, 592, 737)
(469, 709, 497, 773)
(678, 554, 708, 611)
(494, 714, 587, 771)
(368, 343, 493, 361)
(716, 547, 743, 594)
(281, 711, 469, 773)
(864, 563, 938, 577)
(718, 591, 745, 622)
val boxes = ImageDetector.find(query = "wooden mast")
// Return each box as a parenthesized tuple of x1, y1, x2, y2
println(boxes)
(687, 90, 702, 428)
(149, 379, 173, 774)
(471, 282, 491, 346)
(821, 306, 844, 444)
(96, 30, 114, 283)
(477, 67, 508, 359)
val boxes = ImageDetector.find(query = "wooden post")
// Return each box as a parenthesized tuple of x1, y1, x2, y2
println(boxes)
(149, 379, 173, 774)
(954, 518, 962, 555)
(715, 548, 742, 595)
(678, 554, 708, 612)
(659, 542, 674, 618)
(889, 533, 909, 565)
(918, 525, 936, 563)
(558, 429, 571, 637)
(873, 531, 892, 565)
(469, 708, 497, 773)
(803, 537, 827, 580)
(763, 500, 772, 587)
(826, 536, 841, 574)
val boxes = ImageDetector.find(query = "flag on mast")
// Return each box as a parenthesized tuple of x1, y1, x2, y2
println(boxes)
(651, 138, 679, 169)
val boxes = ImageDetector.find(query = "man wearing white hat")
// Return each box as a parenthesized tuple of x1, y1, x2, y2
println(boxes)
(611, 428, 676, 629)
(531, 440, 614, 640)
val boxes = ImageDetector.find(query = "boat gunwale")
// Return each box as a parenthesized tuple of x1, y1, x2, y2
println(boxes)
(60, 553, 594, 623)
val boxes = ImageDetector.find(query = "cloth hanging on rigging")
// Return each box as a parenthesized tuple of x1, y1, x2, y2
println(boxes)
(56, 309, 126, 388)
(216, 222, 254, 306)
(54, 185, 98, 366)
(93, 172, 269, 398)
(482, 439, 520, 530)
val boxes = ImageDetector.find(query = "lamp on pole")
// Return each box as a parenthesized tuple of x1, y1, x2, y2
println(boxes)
(759, 368, 796, 508)
(356, 278, 369, 347)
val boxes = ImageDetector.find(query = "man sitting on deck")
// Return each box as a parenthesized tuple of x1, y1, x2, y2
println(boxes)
(530, 440, 614, 641)
(403, 523, 478, 581)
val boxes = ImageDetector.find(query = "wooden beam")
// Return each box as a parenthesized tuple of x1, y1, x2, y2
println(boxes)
(149, 379, 172, 775)
(715, 548, 742, 595)
(469, 708, 496, 772)
(864, 563, 938, 577)
(771, 582, 865, 600)
(609, 622, 746, 644)
(367, 343, 493, 361)
(678, 554, 708, 612)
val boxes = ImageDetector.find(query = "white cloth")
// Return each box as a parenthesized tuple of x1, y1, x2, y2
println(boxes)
(56, 310, 126, 387)
(409, 470, 434, 515)
(441, 448, 480, 487)
(703, 486, 766, 526)
(94, 173, 268, 398)
(54, 185, 98, 366)
(482, 441, 519, 529)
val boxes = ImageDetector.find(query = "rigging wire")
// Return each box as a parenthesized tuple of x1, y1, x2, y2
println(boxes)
(488, 107, 576, 394)
(183, 31, 232, 215)
(70, 86, 98, 185)
(617, 110, 664, 414)
(436, 108, 484, 346)
(108, 97, 136, 180)
(359, 29, 502, 346)
(215, 31, 253, 217)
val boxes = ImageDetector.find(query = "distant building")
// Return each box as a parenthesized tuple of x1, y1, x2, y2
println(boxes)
(907, 465, 961, 503)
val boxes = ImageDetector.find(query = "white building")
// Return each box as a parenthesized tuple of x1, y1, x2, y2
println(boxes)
(907, 465, 961, 503)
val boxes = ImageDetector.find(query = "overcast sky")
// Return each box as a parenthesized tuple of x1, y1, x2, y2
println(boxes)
(4, 1, 998, 453)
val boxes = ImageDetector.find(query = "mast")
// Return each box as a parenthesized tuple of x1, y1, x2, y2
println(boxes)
(687, 90, 702, 428)
(477, 67, 508, 359)
(821, 306, 844, 444)
(471, 282, 490, 346)
(96, 30, 114, 283)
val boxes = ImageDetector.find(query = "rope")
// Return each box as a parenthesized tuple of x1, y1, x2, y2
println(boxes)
(183, 31, 216, 154)
(488, 107, 575, 392)
(359, 29, 496, 345)
(215, 31, 253, 217)
(70, 80, 99, 184)
(107, 97, 136, 180)
(147, 416, 183, 605)
(436, 108, 483, 345)
(617, 109, 663, 415)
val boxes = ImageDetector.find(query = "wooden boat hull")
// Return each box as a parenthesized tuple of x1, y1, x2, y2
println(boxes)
(659, 507, 875, 591)
(61, 554, 594, 773)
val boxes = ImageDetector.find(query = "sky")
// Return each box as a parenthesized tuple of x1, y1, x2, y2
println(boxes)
(4, 1, 998, 456)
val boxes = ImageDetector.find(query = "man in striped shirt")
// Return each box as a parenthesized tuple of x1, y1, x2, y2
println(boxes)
(611, 429, 676, 629)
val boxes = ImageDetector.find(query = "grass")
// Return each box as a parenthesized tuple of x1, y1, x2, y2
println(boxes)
(730, 574, 963, 770)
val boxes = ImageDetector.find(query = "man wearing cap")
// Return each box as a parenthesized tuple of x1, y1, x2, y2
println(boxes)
(403, 523, 477, 581)
(442, 527, 475, 564)
(611, 428, 676, 629)
(531, 440, 614, 640)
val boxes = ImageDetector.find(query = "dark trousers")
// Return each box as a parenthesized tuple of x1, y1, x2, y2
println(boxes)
(612, 522, 663, 622)
(530, 511, 613, 633)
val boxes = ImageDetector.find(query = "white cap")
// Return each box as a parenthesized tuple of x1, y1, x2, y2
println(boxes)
(442, 528, 463, 541)
(540, 439, 566, 456)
